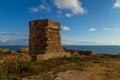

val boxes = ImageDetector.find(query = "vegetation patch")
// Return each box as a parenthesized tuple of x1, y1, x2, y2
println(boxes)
(0, 54, 120, 80)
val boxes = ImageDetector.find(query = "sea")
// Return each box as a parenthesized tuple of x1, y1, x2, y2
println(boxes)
(0, 45, 120, 54)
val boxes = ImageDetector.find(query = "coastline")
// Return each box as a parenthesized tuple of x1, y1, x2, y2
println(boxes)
(0, 45, 120, 54)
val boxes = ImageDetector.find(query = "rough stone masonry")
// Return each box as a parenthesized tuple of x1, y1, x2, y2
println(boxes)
(29, 19, 65, 56)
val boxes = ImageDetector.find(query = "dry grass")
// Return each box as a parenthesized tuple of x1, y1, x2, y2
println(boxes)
(0, 54, 120, 80)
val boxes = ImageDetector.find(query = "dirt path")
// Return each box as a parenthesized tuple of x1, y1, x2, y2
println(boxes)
(55, 59, 120, 80)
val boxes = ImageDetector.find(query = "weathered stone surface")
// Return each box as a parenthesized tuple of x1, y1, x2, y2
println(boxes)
(20, 48, 29, 53)
(0, 48, 10, 54)
(0, 53, 31, 64)
(37, 52, 71, 61)
(67, 50, 92, 56)
(29, 19, 64, 55)
(10, 50, 17, 53)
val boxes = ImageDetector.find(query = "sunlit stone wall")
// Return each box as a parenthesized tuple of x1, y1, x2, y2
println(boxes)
(29, 19, 64, 55)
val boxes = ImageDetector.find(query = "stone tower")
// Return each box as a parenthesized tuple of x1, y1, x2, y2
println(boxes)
(29, 19, 64, 55)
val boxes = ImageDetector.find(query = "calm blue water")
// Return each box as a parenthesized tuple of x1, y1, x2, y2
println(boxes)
(64, 45, 120, 54)
(0, 45, 120, 54)
(0, 45, 28, 51)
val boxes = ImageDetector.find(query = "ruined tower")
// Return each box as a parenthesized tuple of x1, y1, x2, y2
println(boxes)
(29, 19, 64, 55)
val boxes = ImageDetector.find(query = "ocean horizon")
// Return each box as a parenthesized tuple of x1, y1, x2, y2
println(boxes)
(0, 45, 120, 54)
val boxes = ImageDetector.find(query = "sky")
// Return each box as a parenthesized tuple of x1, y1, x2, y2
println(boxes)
(0, 0, 120, 45)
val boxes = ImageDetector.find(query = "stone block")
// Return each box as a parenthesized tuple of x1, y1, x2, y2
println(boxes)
(20, 48, 29, 53)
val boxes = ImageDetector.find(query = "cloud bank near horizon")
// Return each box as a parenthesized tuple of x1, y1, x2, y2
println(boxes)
(0, 32, 28, 45)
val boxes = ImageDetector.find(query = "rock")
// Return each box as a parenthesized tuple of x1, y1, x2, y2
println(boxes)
(0, 48, 10, 54)
(11, 50, 17, 53)
(71, 50, 79, 56)
(0, 53, 31, 64)
(67, 50, 92, 56)
(20, 48, 29, 53)
(78, 51, 92, 55)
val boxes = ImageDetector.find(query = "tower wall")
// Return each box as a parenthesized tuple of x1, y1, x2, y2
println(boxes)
(29, 19, 64, 55)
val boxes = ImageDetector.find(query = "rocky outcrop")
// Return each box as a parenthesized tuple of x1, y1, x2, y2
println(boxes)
(0, 48, 10, 54)
(67, 50, 92, 56)
(0, 53, 31, 64)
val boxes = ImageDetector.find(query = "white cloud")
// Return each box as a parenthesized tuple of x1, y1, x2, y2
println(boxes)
(1, 39, 9, 43)
(39, 4, 51, 11)
(61, 38, 99, 45)
(113, 0, 120, 8)
(104, 28, 111, 31)
(0, 32, 28, 45)
(57, 10, 62, 17)
(103, 27, 120, 31)
(62, 39, 75, 45)
(39, 4, 46, 9)
(57, 10, 62, 14)
(65, 13, 72, 18)
(114, 28, 120, 31)
(88, 28, 96, 32)
(0, 39, 28, 45)
(0, 32, 28, 37)
(29, 7, 39, 13)
(110, 41, 120, 45)
(29, 4, 51, 13)
(61, 26, 70, 31)
(54, 0, 85, 17)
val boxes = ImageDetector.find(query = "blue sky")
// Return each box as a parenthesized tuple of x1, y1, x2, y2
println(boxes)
(0, 0, 120, 45)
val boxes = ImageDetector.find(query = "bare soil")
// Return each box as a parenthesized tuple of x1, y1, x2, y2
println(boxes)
(55, 59, 120, 80)
(22, 58, 120, 80)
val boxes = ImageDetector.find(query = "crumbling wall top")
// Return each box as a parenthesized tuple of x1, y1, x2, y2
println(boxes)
(29, 19, 60, 30)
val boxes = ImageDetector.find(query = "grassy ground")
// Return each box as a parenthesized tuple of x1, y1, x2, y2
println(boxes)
(0, 53, 120, 80)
